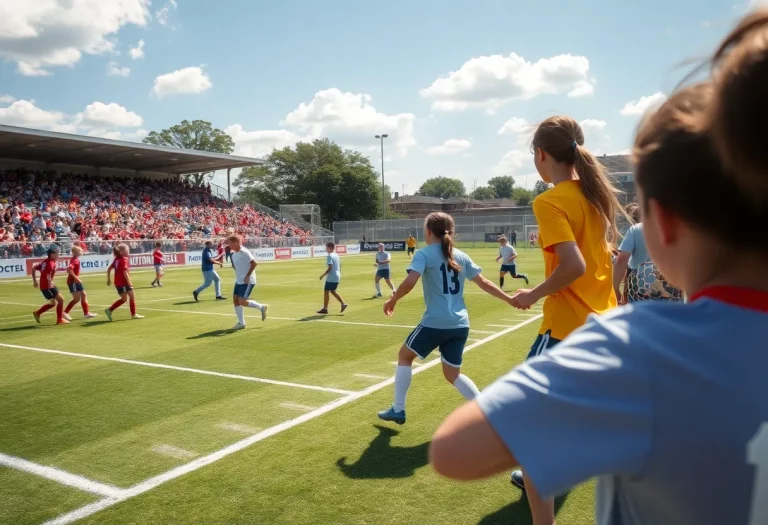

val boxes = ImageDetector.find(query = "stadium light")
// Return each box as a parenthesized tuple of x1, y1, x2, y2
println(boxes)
(374, 134, 389, 218)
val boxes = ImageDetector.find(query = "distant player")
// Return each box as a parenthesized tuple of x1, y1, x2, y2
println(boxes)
(31, 246, 68, 325)
(105, 243, 143, 321)
(377, 212, 516, 425)
(406, 235, 417, 259)
(229, 234, 267, 330)
(193, 240, 226, 302)
(64, 246, 97, 319)
(528, 231, 536, 248)
(373, 243, 396, 298)
(317, 242, 348, 314)
(151, 242, 164, 287)
(495, 236, 529, 289)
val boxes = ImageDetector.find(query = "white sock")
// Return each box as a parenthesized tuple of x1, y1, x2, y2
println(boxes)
(375, 282, 381, 294)
(246, 300, 263, 310)
(235, 305, 245, 325)
(392, 365, 412, 412)
(453, 374, 480, 400)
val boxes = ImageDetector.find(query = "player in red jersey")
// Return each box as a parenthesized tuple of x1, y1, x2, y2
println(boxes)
(105, 243, 143, 321)
(151, 242, 165, 287)
(31, 246, 68, 325)
(64, 246, 97, 320)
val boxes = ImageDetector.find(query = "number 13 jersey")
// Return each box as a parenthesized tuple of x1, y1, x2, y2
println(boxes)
(407, 243, 482, 329)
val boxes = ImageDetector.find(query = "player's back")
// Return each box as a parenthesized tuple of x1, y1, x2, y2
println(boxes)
(592, 292, 768, 525)
(499, 244, 516, 261)
(409, 244, 480, 329)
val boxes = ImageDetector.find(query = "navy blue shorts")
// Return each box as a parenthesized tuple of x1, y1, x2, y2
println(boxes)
(407, 247, 415, 254)
(526, 330, 561, 360)
(41, 287, 59, 300)
(405, 325, 470, 367)
(68, 282, 84, 293)
(376, 269, 391, 280)
(233, 283, 254, 298)
(324, 281, 339, 292)
(116, 285, 133, 294)
(500, 264, 517, 274)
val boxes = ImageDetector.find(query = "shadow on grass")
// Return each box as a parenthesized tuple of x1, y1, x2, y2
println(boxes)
(80, 320, 114, 327)
(187, 329, 236, 339)
(336, 425, 429, 479)
(478, 490, 570, 525)
(173, 301, 199, 306)
(299, 315, 325, 321)
(0, 325, 40, 333)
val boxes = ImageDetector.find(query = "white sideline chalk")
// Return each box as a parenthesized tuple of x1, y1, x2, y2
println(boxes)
(353, 373, 389, 380)
(279, 403, 317, 411)
(217, 423, 261, 435)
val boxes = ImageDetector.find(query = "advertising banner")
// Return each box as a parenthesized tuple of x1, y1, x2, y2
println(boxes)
(252, 248, 276, 261)
(335, 245, 348, 255)
(274, 247, 292, 260)
(0, 260, 27, 278)
(484, 232, 506, 242)
(345, 244, 361, 255)
(291, 247, 312, 259)
(312, 246, 327, 258)
(360, 241, 406, 252)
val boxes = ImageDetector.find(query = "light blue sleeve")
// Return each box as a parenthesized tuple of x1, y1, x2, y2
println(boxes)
(463, 255, 482, 281)
(408, 249, 427, 275)
(619, 225, 636, 254)
(475, 312, 653, 498)
(326, 255, 332, 266)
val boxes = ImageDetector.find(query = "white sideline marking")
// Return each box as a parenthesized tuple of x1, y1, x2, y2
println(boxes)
(141, 296, 194, 304)
(353, 373, 389, 380)
(0, 314, 33, 320)
(0, 343, 354, 396)
(280, 402, 317, 411)
(44, 314, 543, 525)
(217, 423, 261, 435)
(0, 452, 122, 498)
(0, 319, 31, 325)
(151, 445, 197, 460)
(470, 329, 495, 335)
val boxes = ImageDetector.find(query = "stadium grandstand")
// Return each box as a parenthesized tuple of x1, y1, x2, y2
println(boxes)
(0, 125, 324, 258)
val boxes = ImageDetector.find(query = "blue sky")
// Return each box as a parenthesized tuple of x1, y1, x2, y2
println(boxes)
(0, 0, 756, 193)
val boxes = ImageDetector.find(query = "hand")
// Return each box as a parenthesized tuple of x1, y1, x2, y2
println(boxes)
(106, 279, 111, 286)
(510, 289, 539, 309)
(33, 281, 38, 289)
(383, 297, 397, 317)
(617, 292, 627, 306)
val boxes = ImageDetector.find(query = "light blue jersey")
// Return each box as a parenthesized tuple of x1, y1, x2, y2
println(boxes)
(407, 243, 481, 329)
(325, 253, 341, 283)
(499, 244, 517, 264)
(376, 251, 391, 270)
(476, 289, 768, 525)
(619, 224, 648, 270)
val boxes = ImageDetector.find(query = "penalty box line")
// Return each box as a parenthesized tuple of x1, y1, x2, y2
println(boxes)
(0, 343, 353, 396)
(43, 314, 543, 525)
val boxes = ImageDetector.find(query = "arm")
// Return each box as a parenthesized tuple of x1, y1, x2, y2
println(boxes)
(379, 257, 391, 266)
(31, 266, 39, 288)
(106, 262, 114, 285)
(243, 260, 257, 282)
(320, 263, 332, 279)
(512, 242, 585, 308)
(68, 267, 82, 284)
(123, 268, 132, 288)
(613, 251, 631, 305)
(471, 273, 514, 305)
(507, 253, 518, 263)
(383, 270, 421, 316)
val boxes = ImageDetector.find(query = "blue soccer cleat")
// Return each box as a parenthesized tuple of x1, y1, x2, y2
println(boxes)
(377, 406, 406, 425)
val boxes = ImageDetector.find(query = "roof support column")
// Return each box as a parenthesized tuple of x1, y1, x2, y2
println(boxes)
(227, 167, 232, 201)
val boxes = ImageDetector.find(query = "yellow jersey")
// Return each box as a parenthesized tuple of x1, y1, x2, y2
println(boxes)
(406, 238, 417, 248)
(532, 180, 617, 340)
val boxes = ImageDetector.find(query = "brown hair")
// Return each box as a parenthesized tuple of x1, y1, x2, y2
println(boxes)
(625, 203, 641, 224)
(532, 116, 626, 243)
(498, 236, 508, 243)
(425, 212, 461, 272)
(226, 234, 241, 243)
(326, 242, 335, 249)
(633, 82, 767, 254)
(155, 242, 162, 249)
(707, 8, 768, 204)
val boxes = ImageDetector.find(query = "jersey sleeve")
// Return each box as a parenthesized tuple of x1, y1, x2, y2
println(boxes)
(407, 250, 427, 275)
(619, 225, 636, 254)
(475, 312, 653, 498)
(463, 255, 482, 281)
(33, 261, 43, 271)
(532, 196, 575, 252)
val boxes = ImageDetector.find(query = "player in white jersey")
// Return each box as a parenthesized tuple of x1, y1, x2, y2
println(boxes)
(373, 243, 396, 298)
(495, 236, 528, 290)
(377, 212, 517, 425)
(228, 234, 267, 330)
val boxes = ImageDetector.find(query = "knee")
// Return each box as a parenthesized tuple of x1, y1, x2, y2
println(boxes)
(442, 365, 460, 383)
(397, 346, 416, 365)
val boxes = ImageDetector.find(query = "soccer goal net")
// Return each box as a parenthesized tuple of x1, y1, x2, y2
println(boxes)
(278, 204, 332, 235)
(524, 224, 539, 249)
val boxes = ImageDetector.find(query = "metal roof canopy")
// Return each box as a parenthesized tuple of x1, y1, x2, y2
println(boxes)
(0, 124, 262, 175)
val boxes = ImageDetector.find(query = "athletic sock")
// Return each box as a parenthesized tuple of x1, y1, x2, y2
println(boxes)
(37, 304, 53, 315)
(375, 282, 381, 294)
(129, 299, 136, 316)
(235, 305, 245, 324)
(109, 299, 124, 311)
(500, 277, 505, 288)
(453, 374, 481, 400)
(246, 300, 263, 310)
(82, 299, 90, 315)
(55, 301, 63, 321)
(392, 365, 413, 412)
(65, 300, 77, 314)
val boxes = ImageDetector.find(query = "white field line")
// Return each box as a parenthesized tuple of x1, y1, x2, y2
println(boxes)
(44, 313, 542, 525)
(0, 452, 122, 498)
(217, 423, 261, 435)
(151, 445, 197, 460)
(279, 402, 317, 411)
(0, 319, 32, 325)
(0, 343, 353, 396)
(0, 314, 34, 320)
(353, 373, 389, 380)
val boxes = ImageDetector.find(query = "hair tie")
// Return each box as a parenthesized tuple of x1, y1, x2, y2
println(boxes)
(572, 141, 578, 150)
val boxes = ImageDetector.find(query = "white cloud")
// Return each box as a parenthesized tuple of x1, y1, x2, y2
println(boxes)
(75, 102, 143, 128)
(155, 0, 177, 26)
(420, 52, 595, 112)
(282, 88, 416, 157)
(425, 139, 472, 155)
(225, 125, 310, 158)
(129, 39, 145, 60)
(0, 99, 69, 130)
(107, 61, 130, 77)
(87, 128, 148, 142)
(493, 149, 530, 175)
(579, 118, 607, 131)
(620, 92, 667, 116)
(0, 0, 151, 76)
(0, 94, 15, 104)
(152, 66, 212, 98)
(498, 117, 531, 136)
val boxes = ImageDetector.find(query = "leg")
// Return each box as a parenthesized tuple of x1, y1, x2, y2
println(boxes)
(331, 290, 344, 304)
(385, 278, 395, 292)
(35, 299, 55, 318)
(499, 270, 506, 289)
(323, 290, 330, 309)
(126, 290, 138, 316)
(374, 276, 382, 296)
(233, 294, 246, 326)
(212, 271, 222, 297)
(81, 290, 91, 316)
(393, 344, 417, 411)
(195, 272, 213, 294)
(524, 468, 556, 525)
(441, 334, 479, 400)
(55, 294, 64, 322)
(65, 291, 81, 314)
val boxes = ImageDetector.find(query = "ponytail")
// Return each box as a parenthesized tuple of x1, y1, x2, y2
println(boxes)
(573, 145, 624, 244)
(441, 233, 461, 272)
(425, 212, 461, 272)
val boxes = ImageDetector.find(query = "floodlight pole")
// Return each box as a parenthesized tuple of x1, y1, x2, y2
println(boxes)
(375, 134, 389, 218)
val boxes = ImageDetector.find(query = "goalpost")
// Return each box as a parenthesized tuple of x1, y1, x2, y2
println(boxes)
(278, 204, 326, 235)
(524, 224, 539, 249)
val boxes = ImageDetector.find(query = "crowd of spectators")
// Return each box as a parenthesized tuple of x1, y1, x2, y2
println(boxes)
(0, 169, 312, 258)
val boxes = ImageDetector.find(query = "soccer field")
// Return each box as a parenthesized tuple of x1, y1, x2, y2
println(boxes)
(0, 248, 595, 525)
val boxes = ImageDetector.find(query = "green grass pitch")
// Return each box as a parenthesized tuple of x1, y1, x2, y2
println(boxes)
(0, 247, 595, 525)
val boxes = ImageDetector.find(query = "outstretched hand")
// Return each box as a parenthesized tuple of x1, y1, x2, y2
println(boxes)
(510, 289, 538, 309)
(383, 297, 397, 317)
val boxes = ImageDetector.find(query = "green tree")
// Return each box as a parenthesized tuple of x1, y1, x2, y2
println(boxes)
(143, 120, 235, 187)
(487, 176, 516, 198)
(511, 187, 534, 206)
(470, 186, 496, 200)
(534, 180, 551, 196)
(234, 139, 382, 225)
(418, 177, 466, 199)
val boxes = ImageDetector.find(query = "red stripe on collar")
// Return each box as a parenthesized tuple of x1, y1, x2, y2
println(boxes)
(690, 286, 768, 312)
